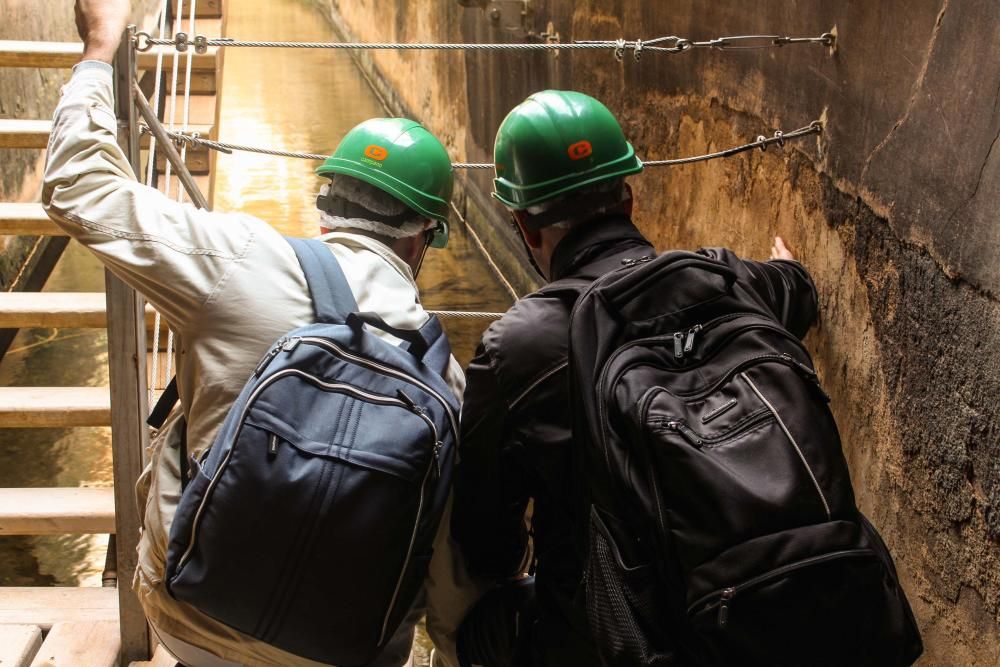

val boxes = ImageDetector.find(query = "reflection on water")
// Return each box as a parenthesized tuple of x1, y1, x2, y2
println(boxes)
(0, 0, 512, 660)
(215, 0, 512, 366)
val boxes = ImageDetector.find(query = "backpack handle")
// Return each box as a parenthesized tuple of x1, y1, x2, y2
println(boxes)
(348, 311, 439, 362)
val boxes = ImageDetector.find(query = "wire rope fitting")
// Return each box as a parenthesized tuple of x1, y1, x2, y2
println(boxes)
(193, 35, 209, 54)
(756, 135, 768, 153)
(174, 32, 190, 52)
(809, 120, 824, 134)
(633, 38, 643, 61)
(134, 31, 154, 52)
(773, 130, 785, 148)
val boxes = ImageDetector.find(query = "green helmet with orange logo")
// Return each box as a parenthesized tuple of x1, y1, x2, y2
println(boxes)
(492, 90, 643, 210)
(316, 118, 454, 248)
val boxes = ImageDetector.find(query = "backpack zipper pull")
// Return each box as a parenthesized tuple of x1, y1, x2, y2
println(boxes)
(267, 433, 279, 458)
(432, 441, 443, 478)
(254, 338, 287, 376)
(666, 420, 703, 447)
(718, 587, 735, 627)
(683, 324, 703, 354)
(673, 332, 685, 358)
(282, 337, 302, 352)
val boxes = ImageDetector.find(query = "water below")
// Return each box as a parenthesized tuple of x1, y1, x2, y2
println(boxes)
(0, 0, 512, 659)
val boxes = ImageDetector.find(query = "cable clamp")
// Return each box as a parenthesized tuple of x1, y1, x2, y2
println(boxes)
(194, 35, 209, 54)
(174, 32, 189, 52)
(756, 135, 768, 153)
(614, 38, 626, 62)
(633, 38, 643, 61)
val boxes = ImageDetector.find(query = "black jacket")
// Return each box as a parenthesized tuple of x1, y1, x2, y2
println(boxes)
(452, 216, 817, 665)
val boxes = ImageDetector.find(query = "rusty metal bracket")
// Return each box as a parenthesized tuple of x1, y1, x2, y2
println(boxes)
(460, 0, 534, 40)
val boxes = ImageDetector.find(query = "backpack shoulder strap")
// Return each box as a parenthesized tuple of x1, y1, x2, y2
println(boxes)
(286, 237, 359, 324)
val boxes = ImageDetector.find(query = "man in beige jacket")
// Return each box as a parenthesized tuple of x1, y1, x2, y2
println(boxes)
(42, 2, 482, 665)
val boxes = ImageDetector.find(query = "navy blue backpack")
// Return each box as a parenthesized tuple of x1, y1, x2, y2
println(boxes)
(155, 238, 458, 665)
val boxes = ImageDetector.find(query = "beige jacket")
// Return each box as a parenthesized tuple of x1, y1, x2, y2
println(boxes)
(42, 64, 481, 666)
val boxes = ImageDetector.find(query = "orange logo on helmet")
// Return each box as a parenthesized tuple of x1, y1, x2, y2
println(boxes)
(364, 144, 389, 161)
(567, 140, 593, 160)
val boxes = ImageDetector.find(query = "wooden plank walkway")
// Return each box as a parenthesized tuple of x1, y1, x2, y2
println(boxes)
(29, 621, 120, 667)
(0, 387, 111, 427)
(0, 625, 43, 667)
(0, 588, 118, 630)
(0, 488, 115, 535)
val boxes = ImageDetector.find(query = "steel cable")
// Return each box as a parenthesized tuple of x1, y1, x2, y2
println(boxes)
(141, 121, 824, 170)
(134, 32, 835, 63)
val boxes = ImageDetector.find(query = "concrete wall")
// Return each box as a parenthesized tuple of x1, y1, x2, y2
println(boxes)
(316, 0, 999, 662)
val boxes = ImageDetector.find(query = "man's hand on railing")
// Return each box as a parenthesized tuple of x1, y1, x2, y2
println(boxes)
(75, 0, 130, 64)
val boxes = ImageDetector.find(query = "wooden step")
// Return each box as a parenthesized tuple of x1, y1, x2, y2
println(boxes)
(0, 203, 64, 236)
(156, 173, 212, 201)
(194, 0, 223, 19)
(29, 621, 120, 667)
(155, 146, 210, 174)
(0, 588, 118, 630)
(0, 292, 159, 329)
(0, 120, 51, 149)
(0, 488, 115, 535)
(0, 40, 216, 71)
(0, 387, 111, 427)
(0, 625, 43, 667)
(0, 119, 213, 150)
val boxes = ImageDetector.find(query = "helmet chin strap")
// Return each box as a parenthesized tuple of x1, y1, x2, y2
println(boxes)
(509, 214, 546, 280)
(412, 228, 435, 279)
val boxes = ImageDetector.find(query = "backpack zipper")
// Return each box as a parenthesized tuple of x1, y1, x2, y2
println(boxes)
(291, 336, 459, 445)
(686, 548, 875, 627)
(674, 324, 704, 358)
(658, 409, 773, 448)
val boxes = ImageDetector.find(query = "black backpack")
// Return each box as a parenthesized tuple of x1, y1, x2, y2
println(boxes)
(566, 250, 923, 666)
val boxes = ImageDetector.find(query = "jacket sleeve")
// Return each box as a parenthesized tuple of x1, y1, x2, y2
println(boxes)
(699, 248, 819, 338)
(451, 343, 531, 580)
(41, 64, 261, 334)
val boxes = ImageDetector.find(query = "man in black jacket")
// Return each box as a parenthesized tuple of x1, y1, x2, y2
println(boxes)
(452, 90, 817, 666)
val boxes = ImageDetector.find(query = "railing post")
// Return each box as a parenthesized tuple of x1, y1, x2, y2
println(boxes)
(110, 25, 151, 665)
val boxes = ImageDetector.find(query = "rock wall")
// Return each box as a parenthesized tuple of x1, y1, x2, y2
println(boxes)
(319, 0, 999, 662)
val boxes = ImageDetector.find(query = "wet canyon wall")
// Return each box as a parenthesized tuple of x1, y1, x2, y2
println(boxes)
(315, 0, 1000, 663)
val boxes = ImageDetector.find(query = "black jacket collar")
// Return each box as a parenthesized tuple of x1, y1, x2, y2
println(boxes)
(548, 215, 653, 281)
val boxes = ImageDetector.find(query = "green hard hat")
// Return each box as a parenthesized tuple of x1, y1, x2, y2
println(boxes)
(493, 90, 643, 210)
(316, 118, 454, 248)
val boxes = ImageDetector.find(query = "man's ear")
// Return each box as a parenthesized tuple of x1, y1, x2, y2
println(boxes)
(512, 211, 543, 249)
